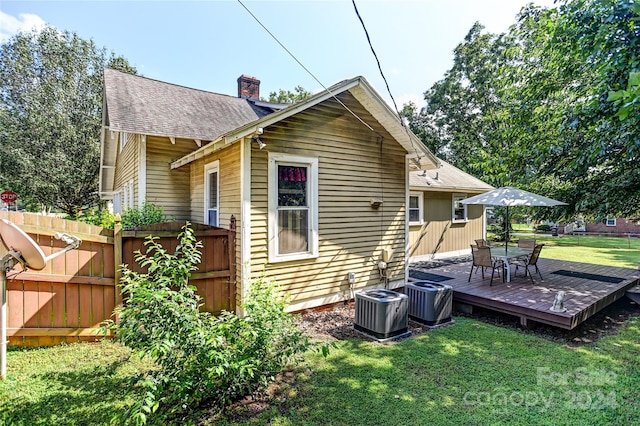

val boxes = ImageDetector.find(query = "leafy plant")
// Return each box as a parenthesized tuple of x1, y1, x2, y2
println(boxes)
(121, 202, 170, 230)
(105, 224, 325, 424)
(534, 223, 552, 233)
(72, 208, 116, 229)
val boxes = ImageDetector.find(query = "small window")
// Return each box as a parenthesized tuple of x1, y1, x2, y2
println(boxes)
(409, 193, 423, 225)
(605, 218, 616, 227)
(269, 154, 318, 262)
(204, 161, 219, 226)
(113, 192, 122, 214)
(452, 193, 467, 223)
(119, 132, 128, 153)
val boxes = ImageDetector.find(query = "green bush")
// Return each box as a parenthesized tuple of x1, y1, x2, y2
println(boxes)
(70, 202, 169, 230)
(73, 208, 116, 229)
(105, 224, 323, 424)
(534, 223, 552, 232)
(121, 202, 170, 230)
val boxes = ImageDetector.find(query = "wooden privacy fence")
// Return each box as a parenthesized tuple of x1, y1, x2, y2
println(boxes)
(0, 212, 236, 347)
(121, 221, 236, 316)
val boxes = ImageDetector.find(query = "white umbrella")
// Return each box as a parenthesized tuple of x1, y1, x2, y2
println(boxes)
(459, 187, 568, 253)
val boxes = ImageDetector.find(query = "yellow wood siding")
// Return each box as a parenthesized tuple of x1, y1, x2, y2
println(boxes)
(408, 191, 485, 257)
(250, 93, 407, 306)
(113, 132, 138, 202)
(189, 143, 241, 227)
(189, 143, 242, 293)
(145, 136, 195, 220)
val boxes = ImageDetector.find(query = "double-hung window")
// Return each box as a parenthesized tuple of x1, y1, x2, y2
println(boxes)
(205, 161, 219, 226)
(605, 217, 616, 227)
(269, 154, 318, 262)
(452, 193, 468, 223)
(409, 193, 423, 225)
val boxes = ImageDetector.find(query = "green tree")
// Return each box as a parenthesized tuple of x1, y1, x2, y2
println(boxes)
(408, 0, 640, 218)
(0, 26, 136, 215)
(265, 85, 311, 103)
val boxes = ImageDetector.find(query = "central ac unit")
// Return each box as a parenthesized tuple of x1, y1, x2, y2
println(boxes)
(354, 289, 409, 340)
(405, 281, 453, 326)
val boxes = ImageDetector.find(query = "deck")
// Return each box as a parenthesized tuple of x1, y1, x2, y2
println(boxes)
(409, 258, 640, 329)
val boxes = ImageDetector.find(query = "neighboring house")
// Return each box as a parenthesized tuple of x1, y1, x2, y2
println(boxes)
(99, 69, 440, 312)
(585, 218, 640, 235)
(408, 160, 493, 261)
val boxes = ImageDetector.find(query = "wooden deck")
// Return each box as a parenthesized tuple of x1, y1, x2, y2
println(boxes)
(409, 258, 640, 329)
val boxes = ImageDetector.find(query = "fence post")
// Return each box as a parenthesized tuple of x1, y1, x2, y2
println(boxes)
(114, 214, 123, 322)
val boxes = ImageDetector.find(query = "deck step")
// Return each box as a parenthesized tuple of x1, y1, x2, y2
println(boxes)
(626, 285, 640, 304)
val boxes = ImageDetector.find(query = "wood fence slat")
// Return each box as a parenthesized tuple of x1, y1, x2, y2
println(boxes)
(91, 285, 104, 327)
(79, 284, 92, 328)
(52, 283, 66, 327)
(7, 280, 23, 328)
(66, 283, 80, 328)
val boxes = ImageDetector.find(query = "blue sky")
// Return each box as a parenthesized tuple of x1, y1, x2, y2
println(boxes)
(1, 0, 556, 108)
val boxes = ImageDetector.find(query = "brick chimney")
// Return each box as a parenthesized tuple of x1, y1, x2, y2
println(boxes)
(237, 74, 260, 99)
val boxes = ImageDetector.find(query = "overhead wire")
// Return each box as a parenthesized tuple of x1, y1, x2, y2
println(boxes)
(351, 0, 424, 164)
(236, 0, 378, 134)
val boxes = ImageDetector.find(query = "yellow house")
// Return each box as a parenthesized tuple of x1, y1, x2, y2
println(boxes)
(99, 69, 445, 311)
(408, 159, 493, 262)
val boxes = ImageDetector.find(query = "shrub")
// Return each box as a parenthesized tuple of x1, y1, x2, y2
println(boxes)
(69, 202, 169, 230)
(534, 224, 552, 233)
(121, 202, 170, 230)
(105, 224, 323, 424)
(73, 208, 116, 229)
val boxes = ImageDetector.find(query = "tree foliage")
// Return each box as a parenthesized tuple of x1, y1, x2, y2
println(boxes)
(0, 26, 136, 215)
(407, 0, 639, 219)
(265, 85, 311, 103)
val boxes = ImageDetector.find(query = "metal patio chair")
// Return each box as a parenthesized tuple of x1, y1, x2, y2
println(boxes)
(469, 245, 504, 286)
(511, 243, 544, 283)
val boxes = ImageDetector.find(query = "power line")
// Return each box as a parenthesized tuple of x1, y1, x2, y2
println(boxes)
(351, 0, 402, 121)
(351, 0, 424, 162)
(236, 0, 377, 133)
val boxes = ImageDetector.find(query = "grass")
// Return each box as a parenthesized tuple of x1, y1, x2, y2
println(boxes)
(0, 341, 156, 426)
(2, 319, 639, 425)
(2, 238, 640, 425)
(497, 228, 640, 269)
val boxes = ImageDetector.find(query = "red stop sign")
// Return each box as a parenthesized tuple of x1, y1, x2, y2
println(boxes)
(1, 191, 17, 203)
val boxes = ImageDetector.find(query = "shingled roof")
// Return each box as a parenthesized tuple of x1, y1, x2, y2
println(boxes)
(410, 158, 493, 193)
(103, 68, 279, 141)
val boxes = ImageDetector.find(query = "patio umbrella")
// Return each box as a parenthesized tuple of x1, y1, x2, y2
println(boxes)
(459, 187, 568, 253)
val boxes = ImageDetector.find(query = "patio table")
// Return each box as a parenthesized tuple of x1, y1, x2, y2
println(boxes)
(491, 247, 533, 283)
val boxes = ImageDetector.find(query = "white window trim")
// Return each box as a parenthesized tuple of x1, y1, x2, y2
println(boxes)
(122, 184, 129, 210)
(605, 217, 616, 227)
(452, 193, 468, 223)
(128, 179, 134, 208)
(268, 153, 319, 263)
(113, 191, 122, 214)
(408, 192, 423, 226)
(119, 131, 128, 153)
(204, 160, 220, 226)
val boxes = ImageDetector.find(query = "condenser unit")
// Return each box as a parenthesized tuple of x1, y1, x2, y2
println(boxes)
(405, 281, 453, 326)
(354, 289, 409, 340)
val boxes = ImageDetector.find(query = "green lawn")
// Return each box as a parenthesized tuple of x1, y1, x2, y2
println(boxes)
(2, 319, 639, 425)
(2, 240, 640, 425)
(508, 232, 640, 269)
